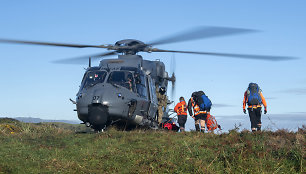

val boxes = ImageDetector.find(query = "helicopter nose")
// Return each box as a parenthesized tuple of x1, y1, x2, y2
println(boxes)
(88, 104, 109, 128)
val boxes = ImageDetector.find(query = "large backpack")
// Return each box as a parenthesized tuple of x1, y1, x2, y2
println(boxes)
(206, 114, 221, 131)
(247, 83, 262, 105)
(192, 91, 212, 111)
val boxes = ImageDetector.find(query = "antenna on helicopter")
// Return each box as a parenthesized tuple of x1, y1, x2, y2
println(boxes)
(88, 57, 91, 68)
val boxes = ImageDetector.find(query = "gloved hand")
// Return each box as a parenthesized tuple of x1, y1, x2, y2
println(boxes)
(243, 109, 246, 114)
(264, 108, 267, 114)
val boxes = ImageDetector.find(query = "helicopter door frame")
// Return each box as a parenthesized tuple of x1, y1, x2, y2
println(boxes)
(146, 75, 158, 120)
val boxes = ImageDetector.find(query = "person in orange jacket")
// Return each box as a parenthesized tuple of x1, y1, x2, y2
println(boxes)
(187, 95, 207, 132)
(174, 97, 188, 132)
(243, 83, 267, 132)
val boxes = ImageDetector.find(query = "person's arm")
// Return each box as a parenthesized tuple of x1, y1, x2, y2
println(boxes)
(187, 99, 193, 117)
(243, 91, 247, 113)
(243, 91, 247, 109)
(260, 92, 267, 113)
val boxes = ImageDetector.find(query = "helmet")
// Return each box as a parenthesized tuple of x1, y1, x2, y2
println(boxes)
(159, 87, 166, 95)
(179, 96, 185, 102)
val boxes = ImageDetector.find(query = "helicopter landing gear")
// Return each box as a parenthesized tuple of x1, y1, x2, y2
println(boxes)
(85, 122, 91, 127)
(150, 121, 159, 130)
(92, 125, 106, 133)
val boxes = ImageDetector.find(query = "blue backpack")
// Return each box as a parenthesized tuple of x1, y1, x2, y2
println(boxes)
(193, 91, 212, 111)
(247, 83, 262, 105)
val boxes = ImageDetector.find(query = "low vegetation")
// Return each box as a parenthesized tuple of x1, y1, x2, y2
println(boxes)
(0, 118, 304, 173)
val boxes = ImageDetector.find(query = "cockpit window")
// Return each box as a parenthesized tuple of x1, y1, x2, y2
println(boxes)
(134, 73, 148, 98)
(107, 71, 135, 92)
(82, 71, 107, 89)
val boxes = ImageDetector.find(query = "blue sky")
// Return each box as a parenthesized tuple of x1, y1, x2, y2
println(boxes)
(0, 1, 305, 130)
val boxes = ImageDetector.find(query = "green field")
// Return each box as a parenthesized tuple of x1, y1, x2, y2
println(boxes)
(0, 118, 304, 174)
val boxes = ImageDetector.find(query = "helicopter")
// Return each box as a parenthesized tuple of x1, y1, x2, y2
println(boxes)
(0, 26, 297, 131)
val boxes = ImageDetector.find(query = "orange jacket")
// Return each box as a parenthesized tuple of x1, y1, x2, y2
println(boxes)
(174, 101, 187, 115)
(243, 90, 267, 109)
(187, 97, 206, 116)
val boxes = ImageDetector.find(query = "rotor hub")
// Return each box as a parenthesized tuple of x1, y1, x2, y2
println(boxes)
(114, 39, 148, 55)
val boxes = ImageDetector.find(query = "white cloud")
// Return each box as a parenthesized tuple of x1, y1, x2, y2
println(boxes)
(213, 104, 235, 108)
(281, 88, 306, 95)
(265, 97, 277, 100)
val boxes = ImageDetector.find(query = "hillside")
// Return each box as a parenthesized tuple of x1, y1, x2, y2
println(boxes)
(0, 116, 80, 124)
(0, 118, 304, 173)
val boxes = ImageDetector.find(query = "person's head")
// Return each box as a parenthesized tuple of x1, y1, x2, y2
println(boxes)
(179, 97, 185, 102)
(127, 74, 132, 80)
(159, 87, 166, 95)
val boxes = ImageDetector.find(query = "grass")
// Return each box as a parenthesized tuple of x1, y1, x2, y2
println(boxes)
(0, 118, 305, 174)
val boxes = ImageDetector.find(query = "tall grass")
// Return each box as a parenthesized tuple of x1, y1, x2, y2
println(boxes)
(0, 119, 304, 173)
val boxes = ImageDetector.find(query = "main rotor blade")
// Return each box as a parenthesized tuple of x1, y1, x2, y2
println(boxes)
(52, 51, 117, 64)
(148, 26, 257, 46)
(151, 48, 298, 61)
(0, 38, 110, 48)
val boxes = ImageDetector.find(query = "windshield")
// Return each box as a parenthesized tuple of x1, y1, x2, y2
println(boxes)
(82, 71, 107, 88)
(107, 71, 135, 92)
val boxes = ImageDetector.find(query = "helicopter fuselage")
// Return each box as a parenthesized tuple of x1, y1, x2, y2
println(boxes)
(75, 55, 168, 131)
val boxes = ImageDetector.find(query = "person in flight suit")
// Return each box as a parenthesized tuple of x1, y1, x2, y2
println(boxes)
(156, 86, 168, 125)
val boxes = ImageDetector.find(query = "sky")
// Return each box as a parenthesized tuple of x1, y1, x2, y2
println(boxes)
(0, 0, 305, 131)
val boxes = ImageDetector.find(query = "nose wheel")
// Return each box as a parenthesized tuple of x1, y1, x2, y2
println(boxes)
(88, 104, 109, 131)
(92, 125, 106, 133)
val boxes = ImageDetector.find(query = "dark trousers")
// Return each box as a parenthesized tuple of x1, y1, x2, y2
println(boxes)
(194, 113, 207, 132)
(248, 107, 262, 131)
(178, 115, 187, 128)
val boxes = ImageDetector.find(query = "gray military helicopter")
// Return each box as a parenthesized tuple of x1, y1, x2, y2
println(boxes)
(0, 26, 297, 131)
